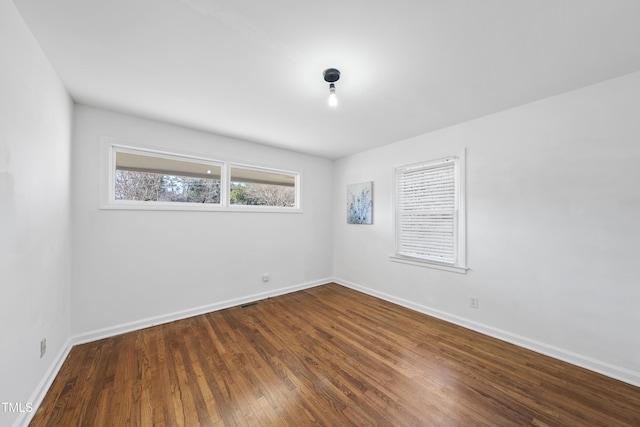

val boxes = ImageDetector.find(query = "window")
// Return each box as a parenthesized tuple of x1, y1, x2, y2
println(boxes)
(101, 140, 301, 212)
(391, 151, 467, 273)
(230, 164, 297, 208)
(115, 150, 222, 205)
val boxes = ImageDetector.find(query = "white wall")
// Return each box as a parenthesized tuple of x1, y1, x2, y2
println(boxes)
(71, 105, 333, 337)
(0, 1, 73, 426)
(333, 71, 640, 386)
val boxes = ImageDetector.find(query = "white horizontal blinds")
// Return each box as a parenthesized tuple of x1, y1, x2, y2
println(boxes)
(397, 158, 457, 264)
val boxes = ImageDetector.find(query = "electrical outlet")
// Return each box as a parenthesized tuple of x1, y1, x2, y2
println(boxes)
(40, 338, 46, 358)
(262, 273, 270, 282)
(470, 297, 479, 309)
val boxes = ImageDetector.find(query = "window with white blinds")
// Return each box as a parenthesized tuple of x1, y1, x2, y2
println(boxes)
(392, 152, 466, 273)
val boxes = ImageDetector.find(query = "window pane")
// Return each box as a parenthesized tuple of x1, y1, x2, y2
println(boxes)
(229, 166, 296, 207)
(115, 151, 221, 204)
(396, 158, 459, 265)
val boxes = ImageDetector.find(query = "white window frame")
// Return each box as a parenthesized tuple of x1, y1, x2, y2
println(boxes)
(390, 149, 467, 274)
(100, 137, 302, 213)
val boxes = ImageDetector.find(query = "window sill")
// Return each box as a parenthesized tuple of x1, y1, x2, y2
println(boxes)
(389, 255, 468, 274)
(100, 201, 302, 213)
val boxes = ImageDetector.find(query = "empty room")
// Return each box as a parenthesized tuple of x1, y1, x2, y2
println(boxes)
(2, 0, 640, 426)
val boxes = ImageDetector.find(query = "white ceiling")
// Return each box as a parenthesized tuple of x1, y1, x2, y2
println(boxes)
(14, 0, 640, 159)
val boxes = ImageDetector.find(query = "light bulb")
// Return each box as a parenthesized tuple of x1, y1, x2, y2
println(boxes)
(328, 83, 337, 107)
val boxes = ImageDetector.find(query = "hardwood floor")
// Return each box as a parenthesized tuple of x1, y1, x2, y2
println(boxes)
(31, 283, 640, 426)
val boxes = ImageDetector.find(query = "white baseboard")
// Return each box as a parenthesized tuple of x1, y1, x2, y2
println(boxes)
(14, 337, 74, 427)
(72, 278, 330, 345)
(332, 277, 640, 388)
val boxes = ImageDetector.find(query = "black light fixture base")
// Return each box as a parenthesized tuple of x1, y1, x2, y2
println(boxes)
(323, 68, 341, 83)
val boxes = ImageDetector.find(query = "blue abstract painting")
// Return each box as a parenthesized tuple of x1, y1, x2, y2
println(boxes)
(347, 182, 373, 224)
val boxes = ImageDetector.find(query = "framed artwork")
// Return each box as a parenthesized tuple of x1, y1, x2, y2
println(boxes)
(347, 181, 373, 224)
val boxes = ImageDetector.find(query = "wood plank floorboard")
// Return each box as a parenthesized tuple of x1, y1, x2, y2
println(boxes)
(30, 283, 640, 426)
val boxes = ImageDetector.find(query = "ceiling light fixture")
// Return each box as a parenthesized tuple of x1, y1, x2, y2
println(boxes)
(323, 68, 341, 107)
